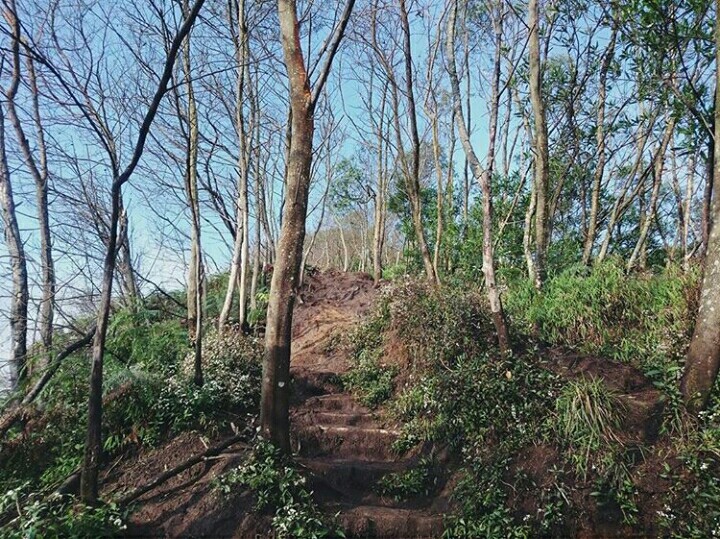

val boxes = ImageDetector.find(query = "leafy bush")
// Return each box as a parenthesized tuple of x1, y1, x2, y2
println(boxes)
(385, 279, 495, 368)
(215, 439, 342, 539)
(342, 355, 396, 409)
(0, 326, 262, 493)
(0, 486, 127, 538)
(658, 407, 720, 537)
(505, 260, 698, 429)
(179, 329, 263, 410)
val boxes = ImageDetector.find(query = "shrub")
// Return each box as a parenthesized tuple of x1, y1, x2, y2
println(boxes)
(343, 298, 396, 408)
(375, 457, 436, 501)
(106, 308, 188, 373)
(179, 329, 263, 411)
(385, 279, 495, 369)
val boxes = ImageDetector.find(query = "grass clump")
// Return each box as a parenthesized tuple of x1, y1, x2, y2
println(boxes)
(555, 376, 626, 479)
(505, 261, 697, 367)
(555, 376, 639, 524)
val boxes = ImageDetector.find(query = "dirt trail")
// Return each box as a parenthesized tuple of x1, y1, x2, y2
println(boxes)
(291, 270, 446, 537)
(104, 270, 445, 538)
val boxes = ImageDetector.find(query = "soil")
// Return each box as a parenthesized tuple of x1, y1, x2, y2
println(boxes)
(100, 270, 670, 538)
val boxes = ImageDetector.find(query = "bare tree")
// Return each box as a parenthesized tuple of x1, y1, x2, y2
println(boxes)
(260, 0, 355, 451)
(67, 0, 207, 504)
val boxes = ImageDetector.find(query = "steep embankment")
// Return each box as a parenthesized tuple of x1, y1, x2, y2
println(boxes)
(104, 270, 445, 537)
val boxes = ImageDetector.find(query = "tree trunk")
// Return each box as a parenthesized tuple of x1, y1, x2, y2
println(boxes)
(627, 119, 675, 272)
(398, 0, 437, 283)
(447, 0, 510, 355)
(260, 0, 354, 451)
(79, 0, 206, 504)
(0, 104, 28, 390)
(528, 0, 550, 289)
(179, 0, 204, 385)
(0, 7, 28, 388)
(680, 3, 720, 413)
(220, 0, 251, 330)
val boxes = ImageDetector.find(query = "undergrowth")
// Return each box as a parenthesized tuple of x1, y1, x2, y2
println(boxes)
(375, 456, 437, 501)
(342, 297, 396, 408)
(0, 486, 127, 538)
(352, 273, 716, 536)
(0, 309, 262, 496)
(215, 439, 343, 539)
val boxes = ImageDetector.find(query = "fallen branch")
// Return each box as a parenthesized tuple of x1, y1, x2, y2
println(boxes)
(0, 325, 96, 439)
(118, 432, 250, 505)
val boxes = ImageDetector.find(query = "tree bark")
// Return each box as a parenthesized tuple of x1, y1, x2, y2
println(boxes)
(260, 0, 354, 451)
(680, 2, 720, 413)
(528, 0, 550, 289)
(447, 0, 510, 355)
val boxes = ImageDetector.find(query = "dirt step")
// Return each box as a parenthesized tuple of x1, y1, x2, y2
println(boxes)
(293, 410, 382, 428)
(299, 457, 408, 498)
(294, 425, 400, 461)
(300, 394, 371, 414)
(292, 370, 344, 399)
(332, 504, 444, 538)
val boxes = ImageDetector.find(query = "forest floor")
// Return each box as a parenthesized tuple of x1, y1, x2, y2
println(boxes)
(99, 270, 671, 538)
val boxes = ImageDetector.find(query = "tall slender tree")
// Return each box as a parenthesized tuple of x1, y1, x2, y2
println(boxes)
(260, 0, 355, 451)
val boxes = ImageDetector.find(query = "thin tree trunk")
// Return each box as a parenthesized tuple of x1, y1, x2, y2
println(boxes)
(528, 0, 550, 289)
(0, 4, 28, 388)
(180, 0, 204, 385)
(683, 152, 696, 270)
(220, 0, 251, 330)
(447, 0, 510, 354)
(0, 106, 27, 390)
(627, 119, 676, 271)
(583, 24, 617, 265)
(398, 0, 436, 283)
(3, 16, 53, 370)
(372, 82, 388, 285)
(597, 105, 657, 264)
(79, 0, 206, 503)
